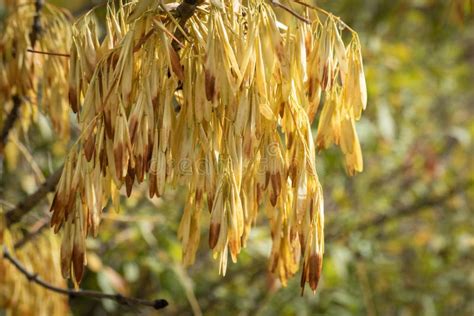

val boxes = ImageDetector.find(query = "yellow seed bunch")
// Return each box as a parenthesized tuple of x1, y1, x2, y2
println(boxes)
(0, 0, 72, 141)
(50, 0, 367, 293)
(0, 221, 69, 315)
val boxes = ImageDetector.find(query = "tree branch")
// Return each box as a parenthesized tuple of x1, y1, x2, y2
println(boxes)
(270, 0, 310, 24)
(1, 1, 44, 155)
(0, 95, 22, 155)
(5, 166, 63, 227)
(326, 180, 473, 241)
(2, 246, 168, 310)
(26, 48, 70, 57)
(14, 220, 49, 249)
(171, 0, 200, 52)
(29, 0, 44, 47)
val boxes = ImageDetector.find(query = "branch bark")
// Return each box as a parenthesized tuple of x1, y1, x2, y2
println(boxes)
(5, 166, 63, 227)
(26, 48, 70, 57)
(0, 95, 22, 155)
(1, 1, 44, 156)
(29, 0, 44, 47)
(13, 220, 49, 249)
(326, 180, 473, 241)
(2, 246, 168, 310)
(171, 0, 200, 51)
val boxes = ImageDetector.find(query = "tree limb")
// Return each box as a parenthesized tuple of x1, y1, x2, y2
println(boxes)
(1, 1, 44, 156)
(5, 166, 63, 227)
(171, 0, 200, 51)
(2, 246, 168, 310)
(14, 220, 49, 249)
(0, 95, 22, 155)
(326, 180, 473, 241)
(29, 0, 44, 47)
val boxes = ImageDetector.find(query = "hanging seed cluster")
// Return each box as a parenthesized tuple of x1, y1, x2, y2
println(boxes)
(50, 0, 367, 293)
(0, 0, 72, 141)
(0, 225, 69, 315)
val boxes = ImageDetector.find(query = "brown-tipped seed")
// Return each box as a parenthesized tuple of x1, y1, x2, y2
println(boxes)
(169, 46, 184, 81)
(125, 170, 135, 197)
(99, 148, 107, 172)
(149, 172, 157, 198)
(84, 135, 96, 162)
(205, 69, 216, 101)
(69, 88, 78, 113)
(195, 189, 203, 204)
(271, 173, 281, 198)
(308, 254, 323, 292)
(129, 118, 139, 144)
(207, 194, 214, 213)
(104, 111, 114, 139)
(264, 171, 270, 190)
(208, 222, 221, 249)
(114, 142, 124, 179)
(60, 236, 72, 279)
(136, 154, 144, 183)
(309, 198, 314, 221)
(72, 244, 85, 283)
(270, 191, 278, 207)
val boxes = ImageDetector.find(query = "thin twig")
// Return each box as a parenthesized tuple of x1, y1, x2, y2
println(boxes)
(11, 137, 46, 183)
(2, 246, 169, 310)
(270, 0, 311, 24)
(153, 19, 185, 49)
(14, 220, 49, 249)
(5, 166, 63, 227)
(27, 48, 70, 57)
(292, 0, 356, 33)
(133, 28, 157, 52)
(0, 95, 22, 155)
(123, 1, 193, 53)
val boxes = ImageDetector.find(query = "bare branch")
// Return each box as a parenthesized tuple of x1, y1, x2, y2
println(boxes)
(1, 1, 44, 154)
(326, 180, 473, 241)
(2, 246, 169, 310)
(171, 0, 200, 51)
(29, 0, 44, 47)
(5, 166, 63, 227)
(26, 48, 70, 58)
(270, 0, 311, 24)
(0, 95, 22, 155)
(14, 220, 49, 249)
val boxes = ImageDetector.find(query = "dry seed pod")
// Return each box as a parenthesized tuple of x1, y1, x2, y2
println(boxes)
(0, 1, 72, 147)
(49, 0, 367, 294)
(343, 37, 368, 120)
(1, 228, 69, 315)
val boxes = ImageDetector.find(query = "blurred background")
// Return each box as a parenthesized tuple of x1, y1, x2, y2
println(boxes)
(1, 0, 473, 315)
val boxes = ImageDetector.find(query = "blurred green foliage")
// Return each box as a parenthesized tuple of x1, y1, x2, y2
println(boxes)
(2, 0, 473, 315)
